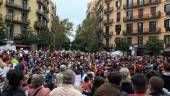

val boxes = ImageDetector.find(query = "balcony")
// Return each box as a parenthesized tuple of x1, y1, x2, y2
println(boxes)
(34, 21, 48, 29)
(6, 1, 30, 12)
(105, 0, 112, 3)
(104, 19, 113, 26)
(37, 9, 49, 21)
(104, 32, 113, 38)
(123, 0, 161, 9)
(104, 7, 113, 14)
(123, 28, 161, 36)
(123, 11, 161, 22)
(37, 0, 43, 4)
(5, 15, 30, 25)
(0, 0, 3, 5)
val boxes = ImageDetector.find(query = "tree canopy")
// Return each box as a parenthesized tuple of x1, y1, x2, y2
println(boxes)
(72, 17, 99, 52)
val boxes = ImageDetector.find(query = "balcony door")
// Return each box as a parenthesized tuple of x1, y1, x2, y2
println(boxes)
(151, 6, 156, 17)
(138, 22, 143, 33)
(23, 0, 28, 7)
(165, 35, 170, 47)
(127, 0, 133, 7)
(149, 21, 156, 32)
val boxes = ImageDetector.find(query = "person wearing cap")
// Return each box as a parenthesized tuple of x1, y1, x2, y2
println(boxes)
(28, 74, 50, 96)
(50, 69, 83, 96)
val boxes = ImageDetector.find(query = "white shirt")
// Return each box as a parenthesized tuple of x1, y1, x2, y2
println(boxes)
(49, 84, 83, 96)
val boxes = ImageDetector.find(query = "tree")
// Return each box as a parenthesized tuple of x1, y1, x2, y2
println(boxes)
(115, 37, 129, 51)
(144, 39, 164, 55)
(20, 27, 37, 45)
(72, 17, 99, 52)
(38, 27, 53, 46)
(51, 16, 73, 50)
(0, 15, 6, 40)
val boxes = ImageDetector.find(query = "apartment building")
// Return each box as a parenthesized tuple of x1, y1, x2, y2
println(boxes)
(88, 0, 170, 51)
(0, 0, 56, 46)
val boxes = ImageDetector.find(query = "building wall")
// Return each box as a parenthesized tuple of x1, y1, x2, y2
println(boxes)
(0, 0, 56, 43)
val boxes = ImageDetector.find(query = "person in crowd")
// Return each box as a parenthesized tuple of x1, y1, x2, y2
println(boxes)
(28, 74, 50, 96)
(80, 76, 92, 96)
(162, 62, 170, 91)
(49, 69, 83, 96)
(120, 67, 133, 94)
(91, 76, 105, 95)
(2, 70, 26, 96)
(107, 71, 128, 96)
(130, 74, 151, 96)
(94, 82, 121, 96)
(55, 65, 66, 87)
(149, 76, 170, 96)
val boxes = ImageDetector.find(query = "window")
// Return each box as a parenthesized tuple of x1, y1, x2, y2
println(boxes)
(126, 10, 133, 21)
(138, 22, 143, 33)
(115, 25, 121, 35)
(23, 0, 27, 7)
(138, 36, 143, 46)
(127, 0, 133, 7)
(165, 35, 170, 47)
(151, 6, 156, 17)
(22, 12, 27, 22)
(116, 0, 121, 10)
(127, 23, 132, 33)
(138, 0, 144, 5)
(106, 26, 109, 32)
(150, 0, 156, 4)
(149, 21, 156, 32)
(117, 12, 121, 22)
(8, 9, 14, 20)
(149, 36, 157, 43)
(165, 4, 170, 15)
(138, 9, 143, 18)
(9, 0, 14, 4)
(127, 37, 132, 46)
(165, 19, 170, 31)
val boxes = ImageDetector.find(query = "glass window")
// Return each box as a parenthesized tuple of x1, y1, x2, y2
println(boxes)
(116, 0, 121, 9)
(164, 19, 170, 31)
(127, 10, 133, 20)
(138, 22, 143, 33)
(138, 0, 144, 5)
(165, 35, 170, 45)
(166, 5, 170, 12)
(127, 0, 133, 7)
(127, 37, 132, 46)
(117, 12, 121, 22)
(115, 25, 121, 35)
(127, 23, 132, 33)
(150, 0, 156, 4)
(149, 21, 156, 32)
(9, 0, 14, 4)
(138, 36, 143, 46)
(138, 9, 143, 18)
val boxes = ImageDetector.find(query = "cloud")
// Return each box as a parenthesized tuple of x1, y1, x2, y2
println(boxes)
(52, 0, 89, 41)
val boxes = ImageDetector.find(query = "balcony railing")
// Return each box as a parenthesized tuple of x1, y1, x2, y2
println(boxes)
(104, 19, 113, 25)
(37, 9, 49, 21)
(6, 1, 30, 12)
(105, 0, 112, 3)
(123, 11, 161, 22)
(104, 32, 113, 38)
(104, 44, 113, 49)
(34, 21, 48, 28)
(104, 7, 113, 14)
(6, 15, 30, 25)
(123, 28, 161, 35)
(123, 0, 161, 9)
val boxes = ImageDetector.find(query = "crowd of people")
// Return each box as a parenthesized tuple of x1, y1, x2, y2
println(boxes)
(0, 49, 169, 96)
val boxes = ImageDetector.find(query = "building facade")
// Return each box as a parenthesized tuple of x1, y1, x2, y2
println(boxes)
(87, 0, 170, 51)
(0, 0, 56, 47)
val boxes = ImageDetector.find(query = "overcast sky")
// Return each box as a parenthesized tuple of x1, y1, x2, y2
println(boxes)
(52, 0, 89, 41)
